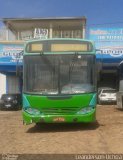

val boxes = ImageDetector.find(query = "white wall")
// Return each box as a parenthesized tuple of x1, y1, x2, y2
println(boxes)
(0, 73, 6, 98)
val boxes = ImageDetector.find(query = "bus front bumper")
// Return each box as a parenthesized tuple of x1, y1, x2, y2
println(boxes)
(22, 109, 96, 125)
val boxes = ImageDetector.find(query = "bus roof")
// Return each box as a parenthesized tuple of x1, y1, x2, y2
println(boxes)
(25, 38, 94, 44)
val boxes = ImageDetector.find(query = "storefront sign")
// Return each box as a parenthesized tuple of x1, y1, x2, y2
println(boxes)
(20, 28, 48, 40)
(34, 28, 48, 39)
(90, 28, 123, 60)
(0, 43, 24, 65)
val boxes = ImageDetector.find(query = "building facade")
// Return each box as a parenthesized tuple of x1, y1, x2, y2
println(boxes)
(90, 28, 123, 88)
(0, 17, 86, 97)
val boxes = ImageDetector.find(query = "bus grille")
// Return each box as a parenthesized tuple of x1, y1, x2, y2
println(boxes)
(40, 107, 81, 115)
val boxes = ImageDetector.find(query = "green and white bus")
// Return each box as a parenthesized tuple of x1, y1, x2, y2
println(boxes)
(22, 38, 97, 125)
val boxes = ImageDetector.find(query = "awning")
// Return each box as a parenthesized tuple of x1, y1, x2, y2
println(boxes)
(0, 63, 23, 74)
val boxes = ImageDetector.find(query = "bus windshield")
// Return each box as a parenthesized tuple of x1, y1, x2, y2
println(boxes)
(24, 54, 96, 95)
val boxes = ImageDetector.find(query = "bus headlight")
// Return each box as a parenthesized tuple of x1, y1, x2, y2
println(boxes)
(23, 95, 30, 109)
(25, 108, 40, 115)
(77, 106, 94, 114)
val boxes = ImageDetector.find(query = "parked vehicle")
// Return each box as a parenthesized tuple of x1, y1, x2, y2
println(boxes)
(0, 93, 22, 110)
(98, 87, 116, 104)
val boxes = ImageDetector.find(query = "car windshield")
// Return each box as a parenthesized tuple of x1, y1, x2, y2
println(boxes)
(102, 90, 116, 93)
(23, 54, 96, 95)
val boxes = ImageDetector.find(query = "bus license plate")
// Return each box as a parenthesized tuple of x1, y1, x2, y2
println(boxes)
(53, 117, 65, 122)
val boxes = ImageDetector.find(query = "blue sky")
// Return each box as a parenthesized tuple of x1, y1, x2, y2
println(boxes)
(1, 0, 123, 27)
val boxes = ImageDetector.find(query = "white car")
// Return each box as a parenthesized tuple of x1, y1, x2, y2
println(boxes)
(98, 87, 116, 104)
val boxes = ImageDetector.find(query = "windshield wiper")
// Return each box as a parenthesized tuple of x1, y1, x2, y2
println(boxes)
(69, 52, 78, 81)
(40, 51, 55, 72)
